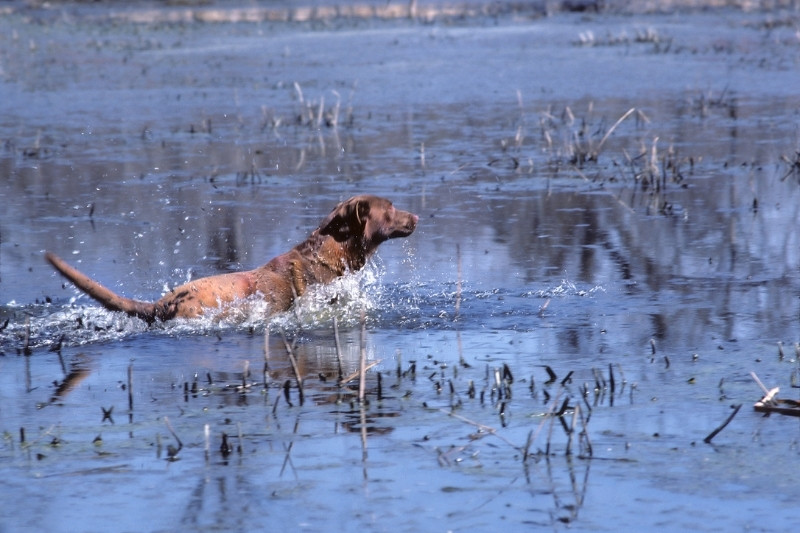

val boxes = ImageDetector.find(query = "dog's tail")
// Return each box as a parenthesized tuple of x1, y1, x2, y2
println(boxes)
(45, 252, 158, 323)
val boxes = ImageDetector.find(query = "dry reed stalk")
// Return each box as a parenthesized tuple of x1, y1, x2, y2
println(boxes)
(750, 371, 773, 400)
(332, 316, 344, 382)
(358, 310, 367, 403)
(577, 402, 593, 457)
(592, 108, 636, 159)
(340, 360, 381, 385)
(280, 329, 304, 404)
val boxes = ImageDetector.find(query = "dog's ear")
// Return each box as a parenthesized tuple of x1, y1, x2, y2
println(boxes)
(319, 198, 370, 241)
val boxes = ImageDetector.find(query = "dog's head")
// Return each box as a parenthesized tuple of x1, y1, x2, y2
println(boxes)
(319, 195, 418, 249)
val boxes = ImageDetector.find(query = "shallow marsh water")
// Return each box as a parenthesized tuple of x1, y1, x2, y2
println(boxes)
(1, 1, 800, 531)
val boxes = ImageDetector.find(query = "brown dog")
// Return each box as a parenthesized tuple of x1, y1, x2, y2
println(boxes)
(45, 195, 417, 323)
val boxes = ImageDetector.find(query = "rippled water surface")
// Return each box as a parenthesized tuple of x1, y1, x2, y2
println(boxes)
(1, 1, 800, 531)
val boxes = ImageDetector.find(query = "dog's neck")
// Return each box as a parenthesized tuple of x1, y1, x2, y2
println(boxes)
(304, 231, 373, 275)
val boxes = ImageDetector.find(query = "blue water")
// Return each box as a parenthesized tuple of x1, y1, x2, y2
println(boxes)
(2, 3, 800, 532)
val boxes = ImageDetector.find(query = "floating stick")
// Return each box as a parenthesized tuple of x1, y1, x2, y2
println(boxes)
(703, 404, 742, 444)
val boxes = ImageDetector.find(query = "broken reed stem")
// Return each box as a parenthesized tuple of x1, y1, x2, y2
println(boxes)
(577, 401, 593, 457)
(750, 371, 771, 398)
(593, 107, 636, 156)
(332, 316, 344, 382)
(340, 360, 381, 386)
(703, 404, 742, 444)
(358, 310, 367, 403)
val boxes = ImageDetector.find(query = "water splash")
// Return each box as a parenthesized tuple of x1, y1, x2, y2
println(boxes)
(527, 278, 606, 298)
(0, 261, 388, 353)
